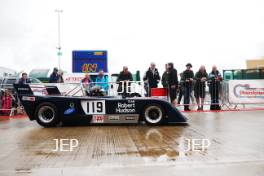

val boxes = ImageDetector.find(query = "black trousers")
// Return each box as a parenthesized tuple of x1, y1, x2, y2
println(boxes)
(210, 86, 221, 110)
(169, 87, 177, 103)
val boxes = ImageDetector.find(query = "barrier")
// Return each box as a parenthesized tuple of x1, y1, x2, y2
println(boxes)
(1, 80, 264, 115)
(150, 88, 168, 100)
(228, 80, 264, 104)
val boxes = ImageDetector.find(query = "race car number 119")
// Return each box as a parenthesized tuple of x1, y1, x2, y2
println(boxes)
(81, 100, 106, 115)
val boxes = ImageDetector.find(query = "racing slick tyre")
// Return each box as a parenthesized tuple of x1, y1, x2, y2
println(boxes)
(35, 102, 60, 127)
(143, 104, 164, 125)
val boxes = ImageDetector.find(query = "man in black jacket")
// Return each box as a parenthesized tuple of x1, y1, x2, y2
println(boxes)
(49, 67, 59, 83)
(182, 63, 194, 111)
(117, 66, 133, 97)
(18, 73, 31, 85)
(161, 64, 169, 88)
(143, 62, 160, 96)
(167, 63, 178, 105)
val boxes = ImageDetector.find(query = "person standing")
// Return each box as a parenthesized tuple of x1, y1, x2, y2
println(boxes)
(182, 63, 194, 111)
(1, 89, 12, 115)
(18, 73, 31, 85)
(177, 73, 184, 104)
(117, 66, 133, 97)
(194, 65, 208, 110)
(58, 70, 64, 83)
(49, 67, 59, 83)
(167, 63, 178, 105)
(208, 65, 223, 110)
(161, 64, 169, 88)
(143, 62, 160, 96)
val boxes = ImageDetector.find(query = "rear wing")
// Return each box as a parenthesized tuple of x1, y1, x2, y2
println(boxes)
(13, 84, 61, 96)
(13, 84, 34, 95)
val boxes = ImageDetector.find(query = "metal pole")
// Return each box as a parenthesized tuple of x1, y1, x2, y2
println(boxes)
(55, 9, 63, 70)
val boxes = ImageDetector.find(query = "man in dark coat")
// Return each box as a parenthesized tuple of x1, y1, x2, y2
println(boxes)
(18, 73, 31, 85)
(49, 67, 59, 83)
(167, 63, 178, 105)
(162, 64, 169, 88)
(182, 63, 194, 111)
(143, 62, 160, 96)
(117, 66, 133, 97)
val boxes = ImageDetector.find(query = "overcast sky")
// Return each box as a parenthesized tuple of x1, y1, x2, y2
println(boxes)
(1, 0, 264, 74)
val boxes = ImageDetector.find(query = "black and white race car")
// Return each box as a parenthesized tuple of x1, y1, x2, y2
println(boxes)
(14, 83, 187, 127)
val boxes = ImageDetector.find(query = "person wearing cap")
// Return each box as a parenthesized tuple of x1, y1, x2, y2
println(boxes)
(182, 63, 194, 111)
(194, 65, 208, 110)
(49, 67, 60, 83)
(18, 73, 31, 85)
(143, 62, 161, 96)
(167, 63, 178, 105)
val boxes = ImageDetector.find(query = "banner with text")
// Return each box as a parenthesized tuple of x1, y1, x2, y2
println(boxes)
(228, 80, 264, 104)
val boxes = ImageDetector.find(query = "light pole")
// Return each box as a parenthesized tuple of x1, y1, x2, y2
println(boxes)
(55, 9, 63, 70)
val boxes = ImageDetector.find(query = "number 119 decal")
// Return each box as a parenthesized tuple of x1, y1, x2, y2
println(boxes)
(81, 100, 106, 115)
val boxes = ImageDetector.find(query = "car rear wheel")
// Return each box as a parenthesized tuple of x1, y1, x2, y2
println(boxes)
(35, 102, 59, 127)
(143, 104, 164, 125)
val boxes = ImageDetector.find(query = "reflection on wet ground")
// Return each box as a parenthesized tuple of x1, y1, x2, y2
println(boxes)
(0, 111, 264, 175)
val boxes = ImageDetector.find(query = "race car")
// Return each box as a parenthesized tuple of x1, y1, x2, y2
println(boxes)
(14, 83, 187, 127)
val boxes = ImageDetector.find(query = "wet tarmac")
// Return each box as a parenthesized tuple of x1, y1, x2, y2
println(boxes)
(0, 111, 264, 176)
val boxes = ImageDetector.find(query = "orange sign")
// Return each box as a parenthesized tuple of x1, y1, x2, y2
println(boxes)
(82, 64, 98, 73)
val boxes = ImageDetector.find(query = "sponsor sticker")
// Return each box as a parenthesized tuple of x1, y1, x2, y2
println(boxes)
(125, 116, 135, 120)
(108, 116, 120, 121)
(92, 115, 105, 123)
(22, 96, 35, 101)
(64, 108, 75, 115)
(115, 101, 136, 114)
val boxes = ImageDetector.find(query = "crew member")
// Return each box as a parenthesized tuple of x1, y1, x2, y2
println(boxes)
(208, 65, 222, 110)
(143, 62, 160, 96)
(49, 67, 59, 83)
(117, 66, 133, 97)
(194, 65, 208, 110)
(167, 63, 178, 105)
(18, 73, 31, 84)
(182, 63, 194, 111)
(95, 70, 108, 94)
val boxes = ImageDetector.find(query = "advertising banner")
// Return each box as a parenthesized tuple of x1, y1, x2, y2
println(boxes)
(228, 80, 264, 104)
(72, 50, 108, 73)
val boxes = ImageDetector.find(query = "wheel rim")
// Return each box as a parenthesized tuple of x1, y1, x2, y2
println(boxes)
(38, 106, 55, 123)
(144, 106, 162, 124)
